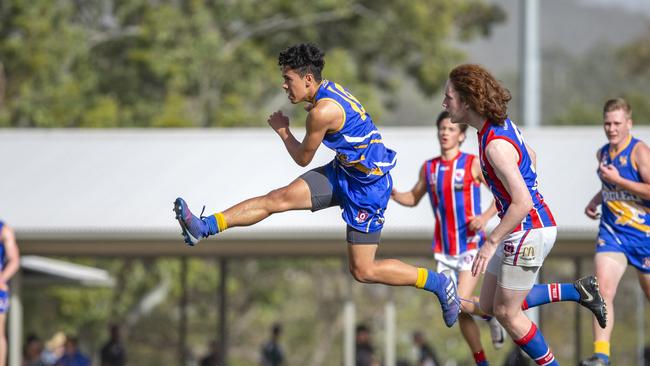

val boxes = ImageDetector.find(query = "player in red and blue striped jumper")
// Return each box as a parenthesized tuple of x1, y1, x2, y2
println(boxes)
(392, 111, 502, 366)
(444, 64, 606, 366)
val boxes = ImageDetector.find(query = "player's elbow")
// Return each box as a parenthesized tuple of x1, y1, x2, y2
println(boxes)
(406, 199, 419, 207)
(295, 152, 315, 167)
(522, 198, 534, 212)
(296, 158, 311, 167)
(514, 196, 533, 214)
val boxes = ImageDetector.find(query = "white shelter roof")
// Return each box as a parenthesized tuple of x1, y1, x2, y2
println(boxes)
(1, 127, 648, 240)
(21, 255, 114, 286)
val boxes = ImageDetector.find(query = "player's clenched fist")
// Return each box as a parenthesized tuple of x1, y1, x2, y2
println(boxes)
(268, 111, 290, 132)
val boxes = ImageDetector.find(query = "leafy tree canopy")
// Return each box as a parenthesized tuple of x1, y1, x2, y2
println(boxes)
(0, 0, 505, 127)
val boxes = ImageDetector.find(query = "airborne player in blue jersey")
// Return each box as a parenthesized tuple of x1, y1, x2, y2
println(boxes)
(173, 43, 460, 327)
(581, 98, 650, 366)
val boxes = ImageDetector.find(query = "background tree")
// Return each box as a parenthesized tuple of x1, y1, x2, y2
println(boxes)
(542, 28, 650, 126)
(0, 0, 504, 128)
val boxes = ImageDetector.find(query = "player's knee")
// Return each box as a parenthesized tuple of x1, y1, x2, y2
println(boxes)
(493, 305, 515, 327)
(349, 265, 375, 283)
(265, 187, 292, 211)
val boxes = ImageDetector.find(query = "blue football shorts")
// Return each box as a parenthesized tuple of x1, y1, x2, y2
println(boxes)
(0, 290, 9, 314)
(300, 160, 392, 244)
(597, 227, 650, 273)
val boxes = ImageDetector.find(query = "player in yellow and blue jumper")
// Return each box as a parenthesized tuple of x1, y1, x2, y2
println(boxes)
(580, 98, 650, 366)
(174, 43, 460, 327)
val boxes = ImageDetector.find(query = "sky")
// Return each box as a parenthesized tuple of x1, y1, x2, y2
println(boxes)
(457, 0, 650, 72)
(582, 0, 650, 16)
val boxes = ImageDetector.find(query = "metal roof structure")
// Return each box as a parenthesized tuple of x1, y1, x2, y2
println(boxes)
(20, 255, 114, 286)
(2, 126, 648, 256)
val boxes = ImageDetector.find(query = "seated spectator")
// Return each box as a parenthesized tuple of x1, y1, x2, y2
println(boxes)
(22, 334, 44, 366)
(54, 337, 90, 366)
(200, 339, 220, 366)
(412, 331, 440, 366)
(100, 325, 126, 366)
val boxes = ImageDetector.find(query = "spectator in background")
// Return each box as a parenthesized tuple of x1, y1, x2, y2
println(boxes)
(100, 324, 126, 366)
(355, 324, 379, 366)
(411, 331, 440, 366)
(260, 323, 284, 366)
(22, 334, 44, 366)
(54, 337, 90, 366)
(41, 332, 66, 366)
(0, 220, 20, 366)
(200, 339, 220, 366)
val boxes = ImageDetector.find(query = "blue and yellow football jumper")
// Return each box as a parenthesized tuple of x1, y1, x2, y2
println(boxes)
(314, 80, 397, 233)
(597, 136, 650, 273)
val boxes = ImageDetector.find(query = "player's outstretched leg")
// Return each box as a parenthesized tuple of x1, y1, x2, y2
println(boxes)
(174, 178, 312, 245)
(574, 275, 607, 329)
(173, 197, 221, 246)
(522, 275, 607, 329)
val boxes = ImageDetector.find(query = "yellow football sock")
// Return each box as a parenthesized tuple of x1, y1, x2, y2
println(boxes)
(214, 212, 228, 232)
(594, 340, 610, 356)
(415, 268, 428, 288)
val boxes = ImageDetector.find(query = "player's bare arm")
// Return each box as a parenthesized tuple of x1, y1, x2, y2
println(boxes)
(472, 139, 533, 276)
(268, 100, 341, 167)
(600, 141, 650, 200)
(0, 225, 19, 291)
(468, 157, 497, 231)
(584, 192, 603, 220)
(391, 163, 427, 207)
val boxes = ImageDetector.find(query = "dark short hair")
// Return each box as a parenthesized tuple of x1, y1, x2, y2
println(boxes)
(278, 43, 325, 81)
(435, 111, 468, 134)
(356, 324, 369, 334)
(272, 323, 282, 335)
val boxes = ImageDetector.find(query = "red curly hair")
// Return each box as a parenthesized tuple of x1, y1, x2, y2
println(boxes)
(449, 64, 511, 126)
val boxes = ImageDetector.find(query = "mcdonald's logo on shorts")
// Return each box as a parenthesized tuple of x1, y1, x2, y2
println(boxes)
(521, 246, 535, 260)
